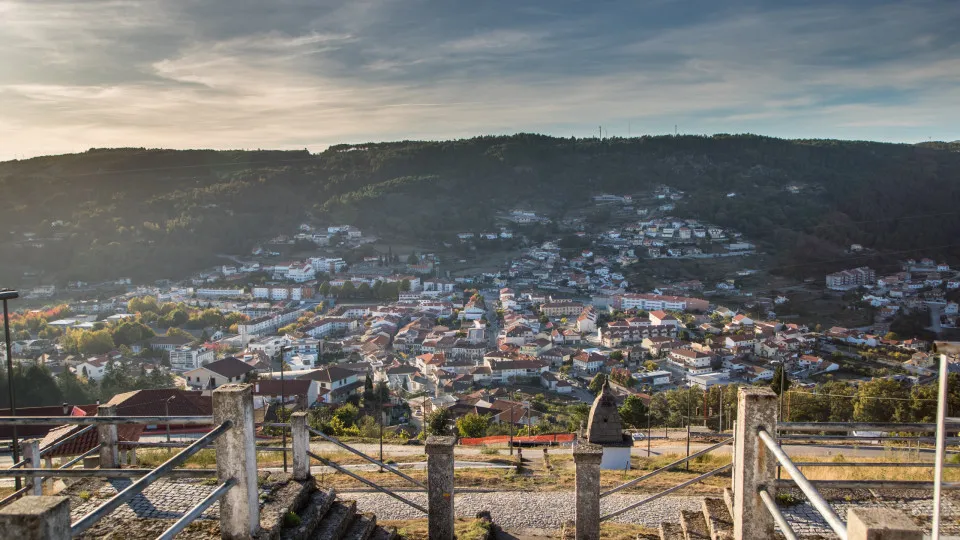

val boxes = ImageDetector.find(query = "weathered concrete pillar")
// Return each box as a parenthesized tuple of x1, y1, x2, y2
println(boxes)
(213, 384, 259, 540)
(732, 387, 777, 540)
(425, 436, 456, 540)
(573, 442, 604, 540)
(0, 496, 70, 540)
(22, 439, 43, 496)
(129, 447, 138, 466)
(97, 405, 119, 469)
(290, 412, 310, 481)
(848, 508, 922, 540)
(44, 455, 55, 492)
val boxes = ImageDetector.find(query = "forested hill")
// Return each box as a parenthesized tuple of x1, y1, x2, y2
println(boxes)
(2, 134, 959, 286)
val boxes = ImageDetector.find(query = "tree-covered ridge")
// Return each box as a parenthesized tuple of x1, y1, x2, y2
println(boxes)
(2, 134, 960, 285)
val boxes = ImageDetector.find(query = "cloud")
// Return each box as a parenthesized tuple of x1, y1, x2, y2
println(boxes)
(1, 0, 958, 159)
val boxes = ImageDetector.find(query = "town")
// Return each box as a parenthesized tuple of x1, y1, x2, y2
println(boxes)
(4, 186, 954, 446)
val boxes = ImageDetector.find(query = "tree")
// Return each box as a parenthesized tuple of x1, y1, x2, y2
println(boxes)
(618, 395, 648, 429)
(112, 321, 155, 346)
(456, 412, 489, 438)
(78, 329, 116, 355)
(333, 403, 360, 427)
(318, 282, 330, 296)
(407, 253, 419, 265)
(854, 378, 909, 423)
(609, 350, 624, 361)
(770, 364, 791, 396)
(643, 360, 659, 371)
(425, 407, 452, 436)
(341, 281, 356, 299)
(588, 373, 608, 395)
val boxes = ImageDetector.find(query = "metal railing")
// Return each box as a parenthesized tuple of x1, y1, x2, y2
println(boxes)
(306, 426, 426, 490)
(758, 427, 847, 540)
(70, 420, 231, 536)
(308, 450, 427, 513)
(600, 463, 732, 522)
(600, 437, 732, 498)
(157, 478, 235, 540)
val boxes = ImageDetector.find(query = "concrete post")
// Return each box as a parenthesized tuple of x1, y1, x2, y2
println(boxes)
(22, 439, 43, 496)
(44, 455, 54, 492)
(97, 405, 119, 469)
(425, 436, 456, 540)
(290, 412, 309, 481)
(847, 508, 922, 540)
(573, 442, 604, 540)
(129, 447, 137, 466)
(732, 387, 777, 540)
(213, 384, 259, 540)
(0, 496, 70, 540)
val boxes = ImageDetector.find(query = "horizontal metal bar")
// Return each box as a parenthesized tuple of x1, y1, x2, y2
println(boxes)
(260, 422, 289, 428)
(156, 478, 235, 540)
(601, 437, 732, 498)
(308, 451, 427, 513)
(59, 445, 100, 469)
(793, 461, 959, 468)
(0, 468, 217, 478)
(773, 479, 960, 490)
(778, 434, 958, 442)
(0, 416, 213, 426)
(758, 428, 847, 540)
(778, 422, 951, 433)
(760, 489, 799, 540)
(71, 420, 230, 536)
(308, 427, 427, 490)
(255, 446, 290, 452)
(119, 441, 190, 448)
(0, 485, 30, 507)
(39, 425, 95, 457)
(600, 463, 731, 522)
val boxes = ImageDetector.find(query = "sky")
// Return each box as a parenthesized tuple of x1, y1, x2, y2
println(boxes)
(2, 0, 959, 160)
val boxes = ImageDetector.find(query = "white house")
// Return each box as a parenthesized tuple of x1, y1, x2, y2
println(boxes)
(184, 357, 255, 390)
(169, 346, 215, 372)
(76, 357, 109, 381)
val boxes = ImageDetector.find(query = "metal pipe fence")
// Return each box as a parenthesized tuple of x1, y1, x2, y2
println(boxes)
(759, 488, 799, 540)
(70, 420, 231, 536)
(0, 415, 214, 426)
(307, 426, 426, 490)
(758, 428, 847, 540)
(600, 463, 732, 522)
(156, 478, 235, 540)
(600, 437, 731, 498)
(307, 450, 427, 513)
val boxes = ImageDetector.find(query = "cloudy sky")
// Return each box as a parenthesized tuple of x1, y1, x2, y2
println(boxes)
(2, 0, 959, 159)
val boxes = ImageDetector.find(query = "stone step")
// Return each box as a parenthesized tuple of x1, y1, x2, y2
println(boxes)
(342, 513, 377, 540)
(680, 510, 711, 540)
(368, 526, 398, 540)
(310, 500, 357, 540)
(702, 497, 734, 540)
(280, 488, 337, 540)
(660, 522, 685, 540)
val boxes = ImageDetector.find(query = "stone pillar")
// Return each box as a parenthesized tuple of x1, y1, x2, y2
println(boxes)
(22, 439, 43, 496)
(732, 387, 778, 540)
(425, 436, 456, 540)
(573, 442, 604, 540)
(848, 508, 922, 540)
(290, 412, 310, 481)
(129, 447, 138, 466)
(97, 405, 119, 469)
(213, 384, 259, 540)
(0, 496, 70, 540)
(44, 455, 54, 492)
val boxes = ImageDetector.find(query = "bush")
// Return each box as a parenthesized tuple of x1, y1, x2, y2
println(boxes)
(283, 511, 301, 528)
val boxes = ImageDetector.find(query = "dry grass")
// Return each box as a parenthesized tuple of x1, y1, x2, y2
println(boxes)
(789, 451, 960, 483)
(379, 518, 492, 540)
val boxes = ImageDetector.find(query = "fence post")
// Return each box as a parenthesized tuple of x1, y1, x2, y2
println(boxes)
(732, 387, 777, 540)
(290, 412, 309, 481)
(847, 508, 922, 540)
(213, 384, 259, 540)
(22, 439, 42, 496)
(97, 404, 119, 469)
(425, 436, 456, 540)
(573, 442, 604, 540)
(0, 496, 71, 540)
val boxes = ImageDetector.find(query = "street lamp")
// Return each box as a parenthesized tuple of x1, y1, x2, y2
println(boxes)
(278, 345, 293, 472)
(1, 289, 20, 490)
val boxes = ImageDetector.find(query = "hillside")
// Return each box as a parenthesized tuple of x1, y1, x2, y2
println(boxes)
(2, 134, 960, 287)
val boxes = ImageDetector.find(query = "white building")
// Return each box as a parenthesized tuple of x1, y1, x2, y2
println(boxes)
(169, 346, 216, 371)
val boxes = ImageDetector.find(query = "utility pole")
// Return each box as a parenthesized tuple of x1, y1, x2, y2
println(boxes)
(279, 345, 292, 473)
(718, 389, 723, 433)
(646, 413, 651, 457)
(164, 396, 175, 452)
(2, 290, 20, 491)
(686, 392, 692, 471)
(509, 403, 515, 456)
(378, 382, 384, 473)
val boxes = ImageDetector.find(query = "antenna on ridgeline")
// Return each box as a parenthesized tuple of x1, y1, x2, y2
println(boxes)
(599, 126, 602, 140)
(675, 125, 678, 136)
